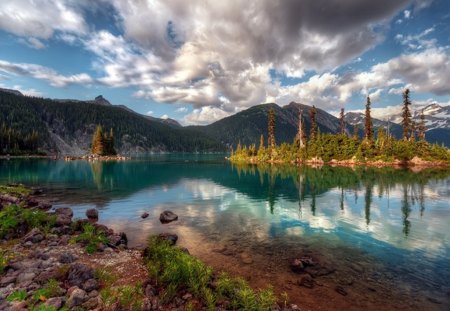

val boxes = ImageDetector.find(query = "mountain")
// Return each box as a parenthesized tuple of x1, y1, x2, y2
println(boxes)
(0, 91, 223, 155)
(116, 104, 181, 128)
(0, 88, 23, 96)
(190, 102, 354, 148)
(345, 104, 450, 147)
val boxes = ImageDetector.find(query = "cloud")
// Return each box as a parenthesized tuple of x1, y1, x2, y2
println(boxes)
(0, 60, 93, 87)
(395, 27, 436, 50)
(160, 114, 169, 119)
(183, 106, 231, 125)
(404, 10, 411, 19)
(0, 0, 87, 40)
(175, 107, 188, 113)
(146, 110, 153, 115)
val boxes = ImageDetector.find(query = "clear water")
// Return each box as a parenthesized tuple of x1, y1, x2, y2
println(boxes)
(1, 155, 449, 309)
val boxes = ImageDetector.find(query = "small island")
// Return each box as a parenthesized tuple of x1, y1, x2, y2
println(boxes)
(229, 89, 450, 167)
(64, 125, 129, 161)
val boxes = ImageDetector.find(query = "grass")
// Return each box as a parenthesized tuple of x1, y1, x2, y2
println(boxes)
(6, 289, 27, 302)
(32, 279, 62, 303)
(144, 236, 278, 310)
(0, 204, 56, 239)
(71, 223, 108, 254)
(0, 184, 31, 196)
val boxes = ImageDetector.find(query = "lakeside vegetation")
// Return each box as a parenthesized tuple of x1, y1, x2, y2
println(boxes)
(230, 89, 450, 165)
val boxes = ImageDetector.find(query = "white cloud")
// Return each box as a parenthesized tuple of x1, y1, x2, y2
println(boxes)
(160, 114, 169, 119)
(0, 60, 93, 87)
(0, 0, 87, 40)
(183, 106, 231, 125)
(404, 10, 411, 19)
(175, 107, 188, 113)
(146, 110, 153, 115)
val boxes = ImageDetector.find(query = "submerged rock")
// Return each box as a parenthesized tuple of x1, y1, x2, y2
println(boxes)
(335, 285, 348, 296)
(141, 212, 149, 219)
(290, 259, 305, 273)
(158, 233, 178, 245)
(298, 274, 314, 289)
(159, 211, 178, 223)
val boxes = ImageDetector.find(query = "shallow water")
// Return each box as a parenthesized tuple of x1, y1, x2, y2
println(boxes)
(1, 155, 449, 310)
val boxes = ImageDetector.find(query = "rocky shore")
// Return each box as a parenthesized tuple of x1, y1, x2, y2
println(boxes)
(0, 185, 301, 311)
(64, 155, 129, 161)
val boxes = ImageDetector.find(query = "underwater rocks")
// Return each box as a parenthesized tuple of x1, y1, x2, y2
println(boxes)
(159, 210, 178, 223)
(141, 212, 149, 218)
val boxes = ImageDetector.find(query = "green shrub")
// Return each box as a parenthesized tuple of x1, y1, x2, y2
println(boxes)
(6, 289, 27, 302)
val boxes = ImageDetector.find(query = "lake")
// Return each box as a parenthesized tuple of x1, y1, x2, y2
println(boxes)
(1, 155, 449, 310)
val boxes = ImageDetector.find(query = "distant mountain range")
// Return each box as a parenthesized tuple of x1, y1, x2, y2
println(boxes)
(0, 88, 448, 155)
(344, 103, 450, 147)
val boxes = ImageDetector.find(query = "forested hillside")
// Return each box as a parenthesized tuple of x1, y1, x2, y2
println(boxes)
(0, 91, 224, 155)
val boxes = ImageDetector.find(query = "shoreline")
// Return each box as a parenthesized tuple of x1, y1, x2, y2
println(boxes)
(0, 185, 300, 311)
(228, 156, 450, 169)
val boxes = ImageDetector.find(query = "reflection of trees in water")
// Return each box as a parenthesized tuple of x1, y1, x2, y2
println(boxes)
(233, 163, 449, 233)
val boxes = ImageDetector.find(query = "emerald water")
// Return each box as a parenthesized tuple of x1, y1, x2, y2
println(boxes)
(1, 155, 449, 310)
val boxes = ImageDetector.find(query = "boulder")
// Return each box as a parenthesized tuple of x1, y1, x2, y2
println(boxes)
(141, 212, 149, 219)
(56, 214, 72, 227)
(159, 211, 178, 223)
(290, 259, 304, 273)
(45, 297, 64, 310)
(67, 263, 94, 288)
(67, 287, 87, 308)
(82, 278, 99, 292)
(55, 207, 73, 217)
(23, 228, 44, 244)
(86, 208, 98, 221)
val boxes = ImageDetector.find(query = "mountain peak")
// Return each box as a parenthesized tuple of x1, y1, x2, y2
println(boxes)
(93, 95, 111, 106)
(0, 88, 23, 96)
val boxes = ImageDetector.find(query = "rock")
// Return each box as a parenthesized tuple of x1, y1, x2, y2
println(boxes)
(23, 228, 44, 244)
(335, 285, 348, 296)
(179, 247, 190, 254)
(56, 214, 72, 227)
(0, 276, 16, 286)
(290, 259, 304, 273)
(159, 211, 178, 223)
(10, 301, 27, 311)
(0, 194, 20, 204)
(67, 287, 87, 308)
(93, 224, 113, 235)
(83, 296, 100, 309)
(82, 278, 99, 292)
(283, 304, 302, 311)
(240, 252, 253, 264)
(86, 208, 99, 221)
(158, 233, 178, 245)
(107, 232, 127, 247)
(16, 272, 36, 283)
(26, 197, 39, 207)
(45, 297, 64, 310)
(141, 212, 149, 219)
(55, 207, 73, 217)
(298, 275, 314, 288)
(307, 266, 336, 278)
(88, 290, 99, 298)
(68, 263, 94, 288)
(299, 256, 315, 267)
(59, 253, 76, 264)
(182, 293, 192, 300)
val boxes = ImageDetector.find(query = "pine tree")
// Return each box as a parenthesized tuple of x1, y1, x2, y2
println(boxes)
(410, 121, 416, 142)
(91, 125, 104, 155)
(364, 96, 373, 143)
(296, 109, 305, 148)
(258, 134, 265, 155)
(339, 108, 345, 135)
(353, 124, 359, 140)
(402, 88, 412, 141)
(310, 105, 317, 141)
(268, 108, 276, 159)
(418, 109, 426, 141)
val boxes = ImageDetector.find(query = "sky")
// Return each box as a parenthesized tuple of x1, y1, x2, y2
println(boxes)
(0, 0, 449, 125)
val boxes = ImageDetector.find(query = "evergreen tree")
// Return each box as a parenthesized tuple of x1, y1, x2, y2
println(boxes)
(364, 96, 373, 143)
(309, 105, 317, 141)
(339, 108, 345, 135)
(268, 108, 276, 159)
(91, 125, 104, 155)
(258, 134, 265, 155)
(410, 121, 416, 142)
(402, 88, 412, 141)
(353, 124, 359, 140)
(296, 109, 305, 148)
(418, 109, 426, 141)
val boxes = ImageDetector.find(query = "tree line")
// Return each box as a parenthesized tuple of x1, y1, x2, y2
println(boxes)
(230, 89, 450, 163)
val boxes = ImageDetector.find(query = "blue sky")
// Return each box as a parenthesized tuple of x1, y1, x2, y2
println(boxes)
(0, 0, 449, 124)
